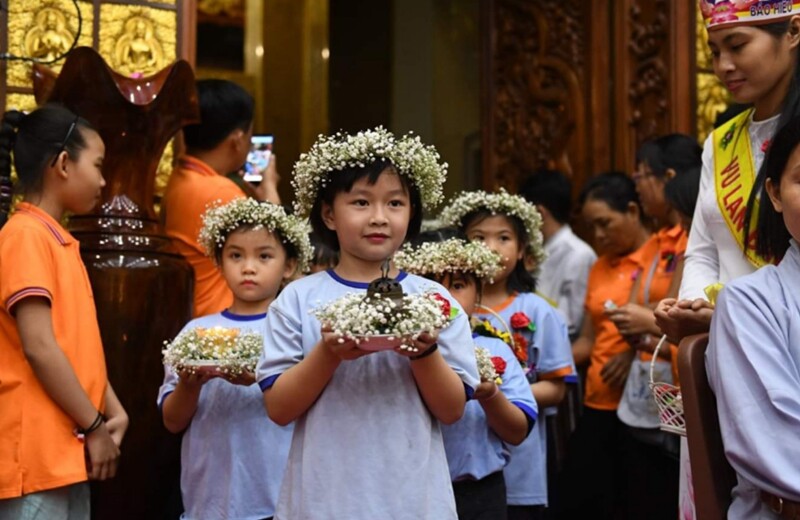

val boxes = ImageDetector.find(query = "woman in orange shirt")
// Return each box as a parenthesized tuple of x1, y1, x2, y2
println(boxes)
(556, 172, 655, 520)
(0, 105, 128, 516)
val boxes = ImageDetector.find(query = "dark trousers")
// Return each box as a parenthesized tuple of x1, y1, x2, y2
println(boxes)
(622, 429, 679, 520)
(555, 407, 625, 520)
(453, 471, 507, 520)
(508, 504, 545, 520)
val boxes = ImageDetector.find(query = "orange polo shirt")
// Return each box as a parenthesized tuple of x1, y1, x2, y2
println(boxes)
(0, 203, 107, 498)
(583, 234, 660, 411)
(162, 156, 246, 317)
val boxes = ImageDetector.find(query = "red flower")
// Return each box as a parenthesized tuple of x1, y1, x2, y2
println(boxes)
(491, 356, 507, 376)
(431, 293, 451, 318)
(510, 312, 531, 329)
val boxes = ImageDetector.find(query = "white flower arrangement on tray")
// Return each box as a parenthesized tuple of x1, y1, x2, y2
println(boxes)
(199, 197, 313, 271)
(438, 189, 547, 269)
(311, 289, 456, 352)
(393, 238, 504, 283)
(291, 126, 448, 219)
(475, 346, 503, 385)
(162, 326, 263, 376)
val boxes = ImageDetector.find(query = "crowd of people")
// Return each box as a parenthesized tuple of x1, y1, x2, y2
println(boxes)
(1, 1, 800, 519)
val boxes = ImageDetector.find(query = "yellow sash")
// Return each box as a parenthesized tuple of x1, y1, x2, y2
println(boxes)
(712, 109, 769, 268)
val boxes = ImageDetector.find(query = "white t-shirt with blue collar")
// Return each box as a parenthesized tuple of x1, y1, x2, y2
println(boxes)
(157, 310, 293, 520)
(442, 334, 538, 482)
(256, 269, 480, 520)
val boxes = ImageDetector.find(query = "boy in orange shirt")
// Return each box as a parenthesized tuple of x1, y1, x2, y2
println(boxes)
(0, 106, 128, 516)
(162, 79, 280, 317)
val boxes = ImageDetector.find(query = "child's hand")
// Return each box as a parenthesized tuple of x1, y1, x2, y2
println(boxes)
(177, 369, 217, 390)
(321, 330, 371, 361)
(394, 331, 437, 359)
(224, 370, 256, 386)
(85, 423, 121, 481)
(104, 409, 129, 449)
(473, 380, 499, 401)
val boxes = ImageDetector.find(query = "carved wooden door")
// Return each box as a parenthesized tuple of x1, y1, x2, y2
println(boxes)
(482, 0, 695, 196)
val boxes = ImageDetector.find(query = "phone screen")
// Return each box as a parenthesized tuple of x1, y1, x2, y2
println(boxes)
(243, 134, 274, 183)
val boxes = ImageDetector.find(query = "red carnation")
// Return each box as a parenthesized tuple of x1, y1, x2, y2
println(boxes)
(432, 293, 451, 318)
(491, 356, 507, 376)
(510, 312, 531, 329)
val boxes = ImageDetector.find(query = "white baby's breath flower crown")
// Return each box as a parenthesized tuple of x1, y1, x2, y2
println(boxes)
(199, 198, 313, 272)
(393, 238, 504, 283)
(438, 189, 547, 269)
(291, 126, 448, 219)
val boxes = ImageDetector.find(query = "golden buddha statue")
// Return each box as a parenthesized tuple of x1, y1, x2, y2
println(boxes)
(24, 8, 73, 62)
(113, 16, 164, 76)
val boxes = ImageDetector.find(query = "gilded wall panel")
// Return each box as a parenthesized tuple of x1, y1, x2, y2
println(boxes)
(5, 0, 94, 86)
(695, 7, 729, 142)
(4, 93, 38, 113)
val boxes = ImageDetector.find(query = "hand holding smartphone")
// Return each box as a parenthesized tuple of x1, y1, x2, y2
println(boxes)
(243, 134, 274, 183)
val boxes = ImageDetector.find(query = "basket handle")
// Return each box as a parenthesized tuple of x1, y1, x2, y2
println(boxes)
(474, 304, 516, 351)
(649, 334, 669, 385)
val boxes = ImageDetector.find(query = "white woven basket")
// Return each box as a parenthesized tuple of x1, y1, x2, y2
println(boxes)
(649, 334, 686, 436)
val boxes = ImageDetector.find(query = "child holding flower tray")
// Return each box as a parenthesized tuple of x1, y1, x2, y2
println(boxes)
(158, 198, 311, 520)
(256, 127, 480, 519)
(395, 236, 538, 520)
(440, 190, 574, 520)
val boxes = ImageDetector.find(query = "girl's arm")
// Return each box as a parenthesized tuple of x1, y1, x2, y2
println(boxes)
(103, 384, 128, 447)
(531, 378, 567, 408)
(474, 382, 529, 445)
(571, 314, 594, 366)
(16, 297, 120, 480)
(161, 371, 215, 433)
(401, 333, 466, 425)
(264, 332, 368, 426)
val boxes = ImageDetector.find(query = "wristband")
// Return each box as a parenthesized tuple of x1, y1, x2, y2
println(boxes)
(77, 411, 104, 436)
(409, 342, 438, 361)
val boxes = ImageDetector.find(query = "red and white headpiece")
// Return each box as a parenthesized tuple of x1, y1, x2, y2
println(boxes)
(700, 0, 800, 30)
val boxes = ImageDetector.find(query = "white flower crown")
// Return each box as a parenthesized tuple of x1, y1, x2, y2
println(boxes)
(199, 198, 313, 272)
(438, 189, 547, 269)
(393, 238, 504, 283)
(291, 126, 448, 218)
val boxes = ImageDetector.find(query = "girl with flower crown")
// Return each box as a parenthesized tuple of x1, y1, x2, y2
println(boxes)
(158, 199, 311, 520)
(654, 3, 800, 518)
(255, 128, 479, 519)
(395, 233, 538, 520)
(439, 190, 573, 520)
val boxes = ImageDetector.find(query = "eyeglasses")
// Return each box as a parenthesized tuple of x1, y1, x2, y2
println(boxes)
(50, 116, 79, 167)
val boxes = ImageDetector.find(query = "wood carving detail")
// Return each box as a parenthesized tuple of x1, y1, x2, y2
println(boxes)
(491, 0, 585, 189)
(627, 0, 670, 148)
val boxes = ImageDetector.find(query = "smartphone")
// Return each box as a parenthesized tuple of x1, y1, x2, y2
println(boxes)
(243, 134, 274, 183)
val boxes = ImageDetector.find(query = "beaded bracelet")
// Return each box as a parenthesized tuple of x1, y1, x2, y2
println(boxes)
(409, 343, 438, 361)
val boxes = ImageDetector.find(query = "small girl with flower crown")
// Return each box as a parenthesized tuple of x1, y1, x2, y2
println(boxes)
(395, 234, 538, 519)
(158, 198, 311, 520)
(256, 127, 479, 519)
(440, 190, 573, 520)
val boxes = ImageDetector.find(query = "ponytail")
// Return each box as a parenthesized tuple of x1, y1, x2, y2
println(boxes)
(0, 111, 24, 229)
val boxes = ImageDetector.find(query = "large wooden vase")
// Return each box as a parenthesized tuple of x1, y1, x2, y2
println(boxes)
(33, 47, 199, 520)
